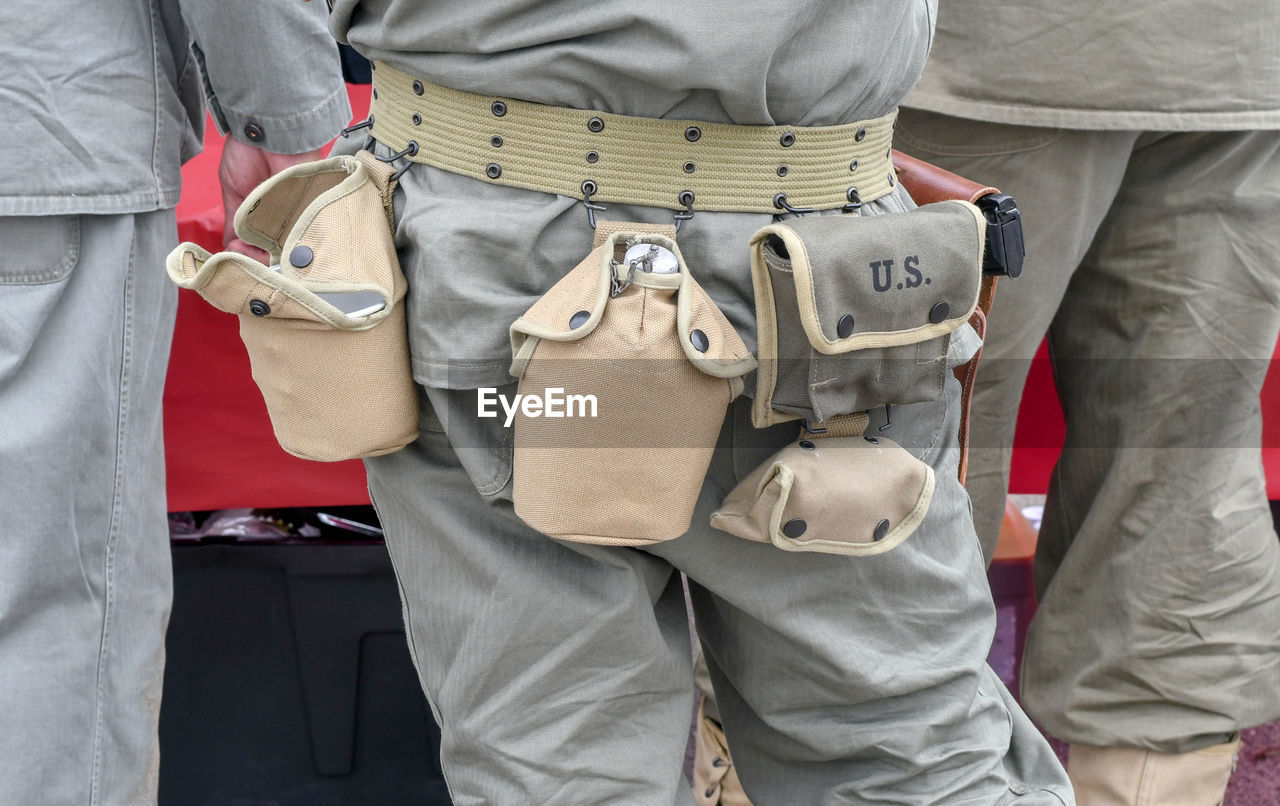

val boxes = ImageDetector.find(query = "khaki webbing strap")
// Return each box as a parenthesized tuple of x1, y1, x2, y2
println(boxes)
(369, 61, 897, 214)
(591, 221, 678, 250)
(803, 412, 870, 439)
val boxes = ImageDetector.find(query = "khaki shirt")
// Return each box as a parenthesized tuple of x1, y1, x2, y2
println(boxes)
(331, 1, 936, 125)
(329, 2, 938, 388)
(905, 0, 1280, 130)
(2, 0, 350, 216)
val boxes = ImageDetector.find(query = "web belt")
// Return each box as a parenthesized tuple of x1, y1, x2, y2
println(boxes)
(366, 61, 898, 215)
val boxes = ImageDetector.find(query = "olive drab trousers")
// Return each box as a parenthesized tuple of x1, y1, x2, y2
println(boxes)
(358, 139, 1075, 803)
(895, 110, 1280, 754)
(0, 211, 179, 806)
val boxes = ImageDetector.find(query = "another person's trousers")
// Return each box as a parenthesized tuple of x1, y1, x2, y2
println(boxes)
(896, 111, 1280, 753)
(0, 211, 178, 805)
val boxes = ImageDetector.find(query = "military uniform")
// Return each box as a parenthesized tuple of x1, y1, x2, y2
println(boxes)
(0, 2, 347, 802)
(897, 1, 1280, 800)
(330, 2, 1074, 802)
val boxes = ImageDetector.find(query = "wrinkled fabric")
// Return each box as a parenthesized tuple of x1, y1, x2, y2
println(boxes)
(0, 0, 349, 215)
(366, 384, 1074, 804)
(0, 211, 178, 806)
(905, 0, 1280, 130)
(897, 109, 1280, 753)
(331, 0, 935, 126)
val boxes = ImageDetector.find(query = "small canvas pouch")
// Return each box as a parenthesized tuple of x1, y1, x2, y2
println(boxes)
(710, 433, 935, 556)
(509, 227, 755, 546)
(165, 151, 417, 461)
(749, 201, 986, 428)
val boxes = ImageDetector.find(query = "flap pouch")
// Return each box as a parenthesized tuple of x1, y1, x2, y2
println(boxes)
(710, 434, 935, 556)
(509, 229, 756, 381)
(165, 151, 404, 332)
(749, 201, 986, 427)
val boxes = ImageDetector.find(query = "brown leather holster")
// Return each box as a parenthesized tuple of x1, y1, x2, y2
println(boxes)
(891, 150, 1002, 486)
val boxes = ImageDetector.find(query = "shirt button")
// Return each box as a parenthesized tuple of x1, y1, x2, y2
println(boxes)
(244, 122, 265, 143)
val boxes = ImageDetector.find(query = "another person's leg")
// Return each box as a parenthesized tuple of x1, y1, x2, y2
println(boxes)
(894, 110, 1136, 559)
(1025, 130, 1280, 798)
(0, 211, 178, 805)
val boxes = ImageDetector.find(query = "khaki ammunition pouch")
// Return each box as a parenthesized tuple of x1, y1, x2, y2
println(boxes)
(509, 226, 755, 546)
(711, 431, 934, 556)
(165, 151, 417, 462)
(749, 200, 987, 430)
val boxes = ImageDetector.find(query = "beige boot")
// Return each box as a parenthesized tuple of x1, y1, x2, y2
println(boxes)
(1067, 737, 1242, 806)
(692, 701, 753, 806)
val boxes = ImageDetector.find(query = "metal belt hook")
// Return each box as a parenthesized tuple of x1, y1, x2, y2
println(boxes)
(377, 141, 419, 182)
(340, 116, 374, 138)
(581, 180, 607, 229)
(673, 190, 696, 233)
(773, 193, 816, 215)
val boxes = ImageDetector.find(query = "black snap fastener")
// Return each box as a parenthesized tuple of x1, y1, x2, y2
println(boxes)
(799, 440, 815, 450)
(855, 127, 866, 142)
(586, 150, 599, 163)
(289, 245, 313, 268)
(243, 122, 264, 142)
(491, 135, 503, 147)
(779, 131, 796, 147)
(569, 310, 591, 329)
(777, 165, 788, 177)
(888, 171, 896, 187)
(849, 159, 859, 172)
(412, 80, 424, 95)
(929, 301, 950, 323)
(837, 313, 854, 338)
(371, 88, 378, 100)
(712, 758, 725, 768)
(705, 788, 716, 799)
(249, 299, 270, 317)
(587, 116, 604, 132)
(684, 126, 701, 142)
(485, 163, 502, 179)
(873, 519, 890, 541)
(782, 518, 807, 538)
(690, 329, 709, 353)
(412, 113, 422, 126)
(491, 101, 507, 117)
(683, 161, 696, 174)
(864, 435, 879, 445)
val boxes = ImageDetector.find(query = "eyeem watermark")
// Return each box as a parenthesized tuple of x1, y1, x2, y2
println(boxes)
(477, 387, 598, 427)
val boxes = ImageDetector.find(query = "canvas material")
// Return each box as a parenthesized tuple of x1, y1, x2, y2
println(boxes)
(1066, 740, 1241, 806)
(165, 151, 417, 461)
(749, 200, 985, 427)
(367, 61, 899, 214)
(693, 702, 751, 806)
(710, 435, 935, 557)
(509, 229, 755, 544)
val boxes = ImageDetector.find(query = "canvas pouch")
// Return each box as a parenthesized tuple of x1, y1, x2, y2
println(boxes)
(710, 433, 935, 556)
(165, 151, 417, 461)
(509, 227, 756, 546)
(749, 201, 986, 428)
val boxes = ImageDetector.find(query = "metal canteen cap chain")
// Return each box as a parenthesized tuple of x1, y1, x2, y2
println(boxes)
(624, 243, 680, 274)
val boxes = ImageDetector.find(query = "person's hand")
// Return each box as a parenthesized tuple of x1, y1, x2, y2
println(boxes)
(219, 137, 329, 262)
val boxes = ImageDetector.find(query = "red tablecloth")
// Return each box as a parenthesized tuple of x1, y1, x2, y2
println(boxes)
(163, 86, 1280, 510)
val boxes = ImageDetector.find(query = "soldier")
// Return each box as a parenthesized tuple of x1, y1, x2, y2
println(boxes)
(0, 2, 348, 802)
(895, 3, 1280, 803)
(326, 2, 1076, 802)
